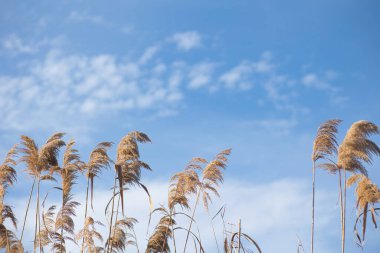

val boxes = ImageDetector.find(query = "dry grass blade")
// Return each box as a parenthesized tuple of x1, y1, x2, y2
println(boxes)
(173, 227, 205, 253)
(230, 232, 262, 253)
(353, 207, 380, 248)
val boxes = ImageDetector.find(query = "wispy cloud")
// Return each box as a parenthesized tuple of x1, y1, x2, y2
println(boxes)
(219, 51, 274, 90)
(301, 71, 349, 105)
(66, 11, 107, 26)
(219, 61, 254, 90)
(169, 31, 202, 51)
(241, 118, 299, 136)
(0, 49, 182, 134)
(120, 24, 135, 35)
(1, 34, 35, 54)
(139, 45, 161, 65)
(0, 31, 345, 140)
(188, 62, 215, 89)
(1, 34, 66, 55)
(302, 73, 336, 92)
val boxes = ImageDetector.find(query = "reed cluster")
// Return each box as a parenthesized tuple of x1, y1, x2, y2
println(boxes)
(311, 120, 380, 253)
(0, 119, 379, 252)
(0, 132, 261, 253)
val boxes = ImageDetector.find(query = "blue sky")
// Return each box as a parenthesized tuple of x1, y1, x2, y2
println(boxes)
(1, 0, 380, 252)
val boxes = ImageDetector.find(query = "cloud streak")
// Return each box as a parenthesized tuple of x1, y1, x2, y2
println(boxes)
(0, 32, 345, 139)
(66, 11, 107, 26)
(169, 31, 202, 51)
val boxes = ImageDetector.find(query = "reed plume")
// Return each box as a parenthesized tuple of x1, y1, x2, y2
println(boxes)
(0, 228, 22, 253)
(146, 207, 175, 253)
(183, 149, 231, 253)
(169, 164, 200, 211)
(37, 205, 56, 249)
(42, 139, 84, 253)
(106, 131, 151, 253)
(81, 142, 112, 253)
(146, 163, 199, 253)
(115, 131, 151, 214)
(310, 119, 341, 253)
(106, 217, 138, 253)
(19, 133, 65, 252)
(337, 120, 380, 253)
(76, 217, 104, 253)
(0, 145, 23, 252)
(347, 174, 380, 246)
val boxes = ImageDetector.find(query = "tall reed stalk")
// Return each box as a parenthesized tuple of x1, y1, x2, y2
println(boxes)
(311, 119, 341, 253)
(337, 120, 380, 253)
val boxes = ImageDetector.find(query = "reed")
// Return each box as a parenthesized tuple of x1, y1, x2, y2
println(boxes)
(0, 120, 377, 253)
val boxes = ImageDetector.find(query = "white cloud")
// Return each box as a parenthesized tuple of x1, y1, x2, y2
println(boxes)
(1, 34, 35, 54)
(1, 34, 66, 55)
(0, 30, 344, 141)
(301, 72, 349, 106)
(0, 49, 183, 134)
(152, 63, 167, 75)
(219, 61, 253, 89)
(121, 24, 135, 34)
(219, 52, 274, 90)
(170, 31, 202, 51)
(10, 178, 337, 253)
(139, 45, 160, 65)
(188, 62, 215, 89)
(253, 51, 274, 73)
(302, 73, 337, 92)
(242, 118, 299, 136)
(66, 11, 107, 25)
